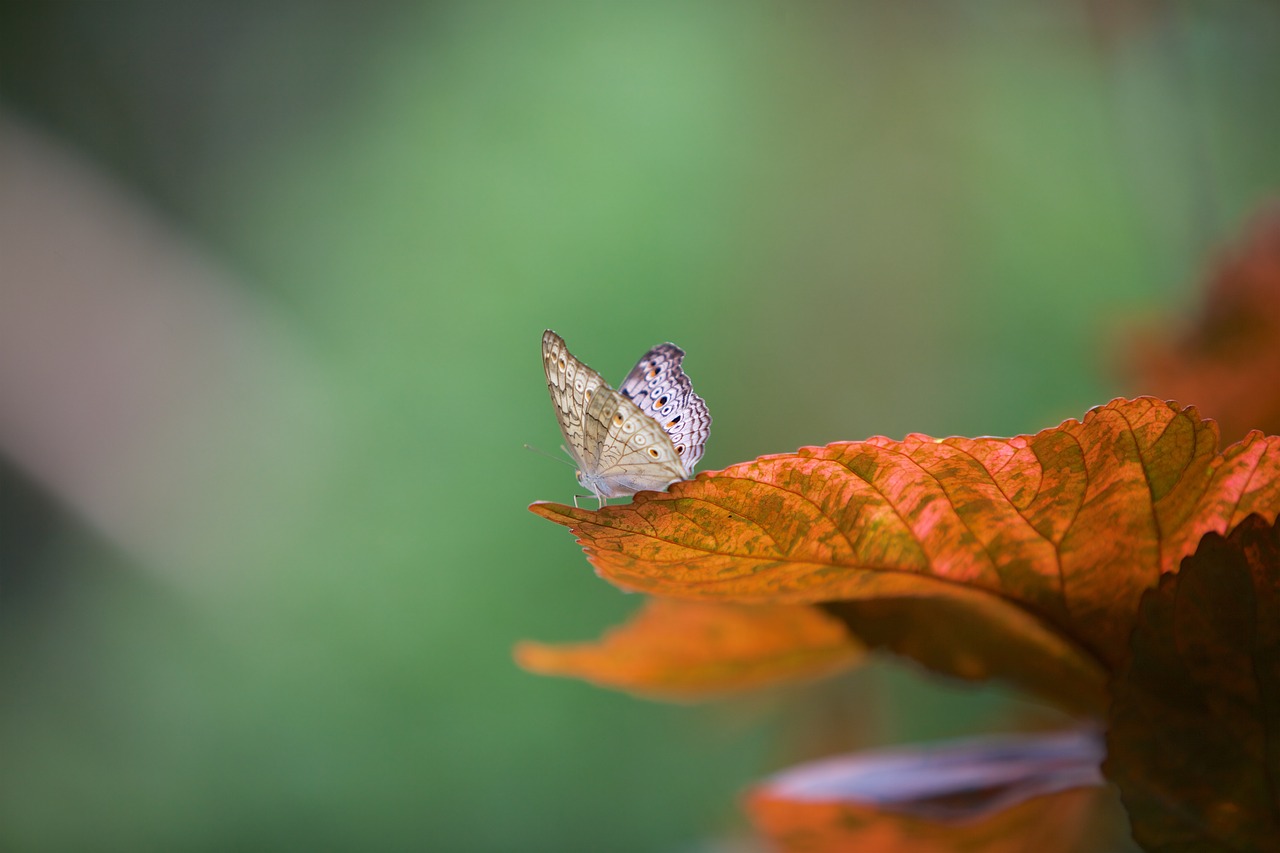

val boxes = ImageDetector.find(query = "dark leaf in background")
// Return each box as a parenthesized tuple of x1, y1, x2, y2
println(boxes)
(1105, 514, 1280, 850)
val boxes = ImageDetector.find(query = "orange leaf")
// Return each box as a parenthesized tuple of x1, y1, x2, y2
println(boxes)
(514, 599, 863, 700)
(747, 728, 1104, 853)
(1104, 514, 1280, 849)
(530, 398, 1280, 700)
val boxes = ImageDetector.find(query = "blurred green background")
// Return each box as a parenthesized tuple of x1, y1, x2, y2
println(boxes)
(0, 2, 1277, 850)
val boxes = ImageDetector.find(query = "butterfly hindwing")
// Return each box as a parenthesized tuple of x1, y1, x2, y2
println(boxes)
(583, 384, 686, 496)
(618, 343, 711, 471)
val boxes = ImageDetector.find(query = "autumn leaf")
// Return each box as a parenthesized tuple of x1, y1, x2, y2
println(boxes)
(1126, 202, 1280, 444)
(530, 398, 1280, 708)
(1104, 514, 1280, 850)
(747, 727, 1105, 853)
(515, 599, 863, 700)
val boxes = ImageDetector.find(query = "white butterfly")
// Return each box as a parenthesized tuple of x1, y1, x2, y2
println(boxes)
(542, 330, 711, 507)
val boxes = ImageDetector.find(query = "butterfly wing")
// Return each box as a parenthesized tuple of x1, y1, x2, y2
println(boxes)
(582, 385, 687, 498)
(618, 343, 711, 472)
(542, 330, 606, 474)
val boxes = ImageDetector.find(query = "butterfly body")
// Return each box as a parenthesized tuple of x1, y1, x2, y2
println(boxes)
(542, 330, 710, 506)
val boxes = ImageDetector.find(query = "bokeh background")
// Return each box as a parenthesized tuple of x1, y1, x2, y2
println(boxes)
(1, 2, 1278, 850)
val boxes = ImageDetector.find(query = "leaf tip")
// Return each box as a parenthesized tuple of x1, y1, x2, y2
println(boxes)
(528, 500, 582, 525)
(511, 640, 553, 674)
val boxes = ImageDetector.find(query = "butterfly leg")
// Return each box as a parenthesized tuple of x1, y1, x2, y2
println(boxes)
(572, 488, 608, 510)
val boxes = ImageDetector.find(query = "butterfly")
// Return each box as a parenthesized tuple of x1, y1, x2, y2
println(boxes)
(542, 330, 711, 507)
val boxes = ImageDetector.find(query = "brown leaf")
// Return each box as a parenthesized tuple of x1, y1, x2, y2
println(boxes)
(1127, 202, 1280, 444)
(530, 398, 1280, 706)
(1104, 514, 1280, 850)
(515, 599, 863, 700)
(747, 727, 1105, 853)
(822, 595, 1108, 715)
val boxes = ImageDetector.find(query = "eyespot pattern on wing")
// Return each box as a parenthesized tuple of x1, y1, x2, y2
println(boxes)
(617, 343, 711, 471)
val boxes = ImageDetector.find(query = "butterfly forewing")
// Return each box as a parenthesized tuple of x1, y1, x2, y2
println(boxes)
(542, 330, 605, 472)
(618, 343, 711, 470)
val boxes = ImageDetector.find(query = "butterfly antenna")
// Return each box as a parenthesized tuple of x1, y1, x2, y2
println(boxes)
(523, 443, 576, 468)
